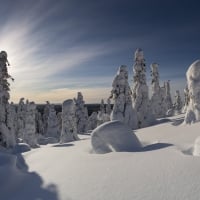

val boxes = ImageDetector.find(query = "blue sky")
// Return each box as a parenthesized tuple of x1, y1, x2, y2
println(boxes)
(0, 0, 200, 103)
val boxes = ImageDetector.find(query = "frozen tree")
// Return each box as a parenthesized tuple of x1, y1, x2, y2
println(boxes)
(43, 101, 50, 135)
(97, 99, 110, 125)
(23, 102, 38, 148)
(110, 65, 137, 129)
(74, 92, 88, 134)
(57, 112, 62, 133)
(184, 60, 200, 124)
(35, 110, 44, 135)
(150, 63, 167, 118)
(60, 99, 79, 143)
(106, 98, 112, 115)
(0, 51, 15, 147)
(173, 90, 182, 114)
(46, 104, 60, 139)
(87, 112, 98, 130)
(164, 80, 173, 111)
(132, 48, 154, 128)
(5, 102, 17, 147)
(182, 86, 190, 113)
(16, 98, 26, 139)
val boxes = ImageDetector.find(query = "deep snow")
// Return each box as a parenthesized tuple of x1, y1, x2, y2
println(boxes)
(2, 114, 200, 200)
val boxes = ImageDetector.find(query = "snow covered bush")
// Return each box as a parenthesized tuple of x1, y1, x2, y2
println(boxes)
(91, 120, 141, 154)
(184, 60, 200, 124)
(110, 65, 137, 129)
(60, 99, 79, 143)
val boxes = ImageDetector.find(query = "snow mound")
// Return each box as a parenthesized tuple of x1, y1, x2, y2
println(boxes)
(91, 120, 141, 154)
(186, 60, 200, 81)
(193, 136, 200, 156)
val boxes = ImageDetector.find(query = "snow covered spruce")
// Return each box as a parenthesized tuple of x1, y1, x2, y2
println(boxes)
(110, 65, 137, 129)
(0, 51, 16, 148)
(150, 63, 168, 118)
(74, 92, 88, 134)
(132, 48, 155, 128)
(60, 99, 79, 143)
(184, 60, 200, 124)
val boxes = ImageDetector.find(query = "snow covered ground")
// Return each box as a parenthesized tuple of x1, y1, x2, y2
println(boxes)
(2, 114, 200, 200)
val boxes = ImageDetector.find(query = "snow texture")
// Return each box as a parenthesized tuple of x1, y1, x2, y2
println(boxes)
(184, 60, 200, 124)
(91, 120, 141, 154)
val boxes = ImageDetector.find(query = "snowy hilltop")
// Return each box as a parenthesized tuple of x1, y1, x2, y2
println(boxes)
(1, 50, 200, 200)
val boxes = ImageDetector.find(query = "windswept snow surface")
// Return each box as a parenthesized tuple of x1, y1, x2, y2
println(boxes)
(3, 114, 200, 200)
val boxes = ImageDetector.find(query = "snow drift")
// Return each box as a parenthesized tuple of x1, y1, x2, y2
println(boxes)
(91, 120, 141, 153)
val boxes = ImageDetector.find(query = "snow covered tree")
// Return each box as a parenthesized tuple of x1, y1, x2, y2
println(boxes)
(60, 99, 79, 143)
(184, 60, 200, 124)
(23, 101, 38, 148)
(57, 112, 62, 133)
(6, 102, 17, 147)
(43, 101, 50, 135)
(110, 65, 137, 129)
(74, 92, 88, 134)
(35, 110, 44, 135)
(173, 90, 182, 114)
(0, 51, 15, 147)
(164, 80, 173, 111)
(106, 98, 112, 115)
(132, 48, 154, 128)
(150, 63, 167, 118)
(46, 104, 60, 139)
(16, 98, 26, 139)
(182, 86, 190, 113)
(87, 112, 98, 130)
(97, 99, 110, 125)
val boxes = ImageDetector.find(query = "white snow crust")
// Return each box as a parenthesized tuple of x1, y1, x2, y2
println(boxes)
(2, 114, 200, 200)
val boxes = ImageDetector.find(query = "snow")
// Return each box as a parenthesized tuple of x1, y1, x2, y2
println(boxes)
(2, 114, 200, 200)
(91, 120, 141, 153)
(193, 136, 200, 156)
